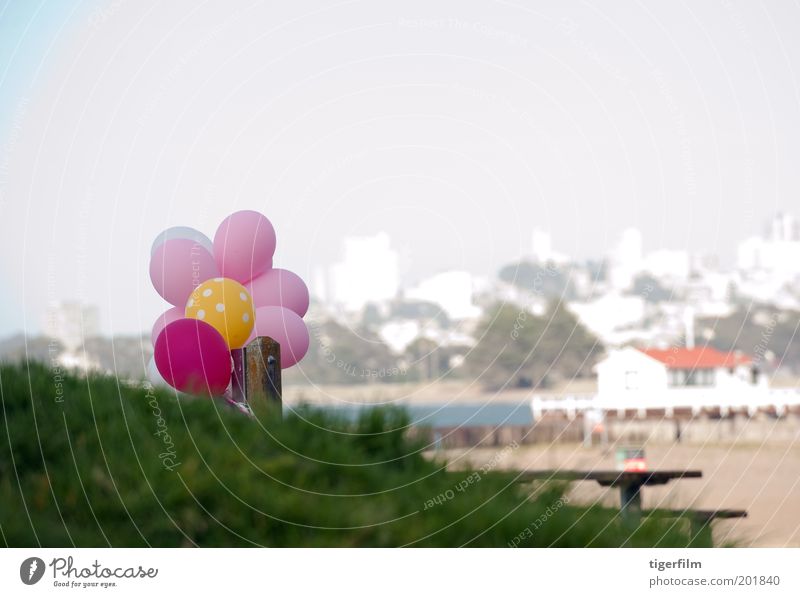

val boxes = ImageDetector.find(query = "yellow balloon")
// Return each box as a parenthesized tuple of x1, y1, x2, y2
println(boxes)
(185, 278, 255, 349)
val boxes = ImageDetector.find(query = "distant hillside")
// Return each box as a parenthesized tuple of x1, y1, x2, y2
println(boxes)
(698, 306, 800, 373)
(0, 334, 151, 380)
(0, 334, 63, 364)
(498, 261, 577, 300)
(466, 302, 602, 390)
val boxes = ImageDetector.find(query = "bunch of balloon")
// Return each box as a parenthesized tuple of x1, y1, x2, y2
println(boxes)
(147, 210, 310, 399)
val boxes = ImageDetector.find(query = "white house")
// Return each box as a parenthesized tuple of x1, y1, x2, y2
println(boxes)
(533, 346, 798, 420)
(594, 346, 768, 415)
(596, 347, 669, 395)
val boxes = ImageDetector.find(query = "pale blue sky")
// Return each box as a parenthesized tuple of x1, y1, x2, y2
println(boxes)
(1, 0, 799, 336)
(0, 0, 100, 334)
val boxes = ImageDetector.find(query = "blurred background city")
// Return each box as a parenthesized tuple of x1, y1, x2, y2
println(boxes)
(10, 211, 800, 391)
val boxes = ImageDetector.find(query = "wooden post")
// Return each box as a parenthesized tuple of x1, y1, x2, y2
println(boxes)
(230, 348, 246, 403)
(229, 337, 282, 415)
(242, 336, 282, 418)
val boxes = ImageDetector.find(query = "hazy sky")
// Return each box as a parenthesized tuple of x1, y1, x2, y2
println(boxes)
(1, 0, 799, 335)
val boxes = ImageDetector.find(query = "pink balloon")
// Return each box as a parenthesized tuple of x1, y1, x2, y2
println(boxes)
(154, 318, 232, 395)
(151, 306, 184, 347)
(247, 306, 309, 368)
(246, 268, 309, 317)
(213, 210, 276, 284)
(150, 238, 219, 307)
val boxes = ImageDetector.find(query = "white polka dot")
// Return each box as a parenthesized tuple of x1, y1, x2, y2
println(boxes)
(214, 277, 223, 282)
(239, 292, 247, 301)
(242, 313, 250, 323)
(202, 289, 213, 297)
(197, 310, 206, 320)
(216, 303, 225, 312)
(187, 299, 194, 308)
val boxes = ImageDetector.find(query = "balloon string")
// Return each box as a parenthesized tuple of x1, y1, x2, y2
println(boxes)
(223, 396, 255, 417)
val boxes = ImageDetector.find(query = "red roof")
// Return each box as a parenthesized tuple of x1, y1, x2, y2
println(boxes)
(639, 347, 752, 370)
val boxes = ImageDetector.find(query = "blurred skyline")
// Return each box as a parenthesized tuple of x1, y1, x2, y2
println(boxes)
(2, 0, 800, 336)
(26, 209, 800, 357)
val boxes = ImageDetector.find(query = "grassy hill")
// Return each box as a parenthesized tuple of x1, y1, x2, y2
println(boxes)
(0, 362, 696, 547)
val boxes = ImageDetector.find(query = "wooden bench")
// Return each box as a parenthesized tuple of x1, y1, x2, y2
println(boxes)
(510, 469, 702, 517)
(504, 469, 745, 545)
(644, 508, 748, 545)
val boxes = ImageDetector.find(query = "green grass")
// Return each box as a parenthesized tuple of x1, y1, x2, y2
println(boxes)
(0, 362, 698, 547)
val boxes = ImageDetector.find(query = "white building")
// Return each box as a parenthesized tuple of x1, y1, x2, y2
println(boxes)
(768, 212, 799, 243)
(738, 235, 800, 279)
(327, 232, 400, 312)
(735, 214, 800, 309)
(595, 346, 767, 413)
(567, 293, 646, 345)
(378, 320, 422, 353)
(41, 302, 102, 373)
(43, 302, 100, 351)
(737, 213, 800, 284)
(683, 271, 736, 318)
(530, 228, 569, 264)
(607, 227, 643, 291)
(642, 249, 690, 283)
(485, 279, 549, 316)
(378, 319, 475, 354)
(405, 271, 482, 321)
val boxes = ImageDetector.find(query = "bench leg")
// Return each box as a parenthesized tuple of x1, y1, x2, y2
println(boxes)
(620, 482, 642, 522)
(689, 517, 713, 547)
